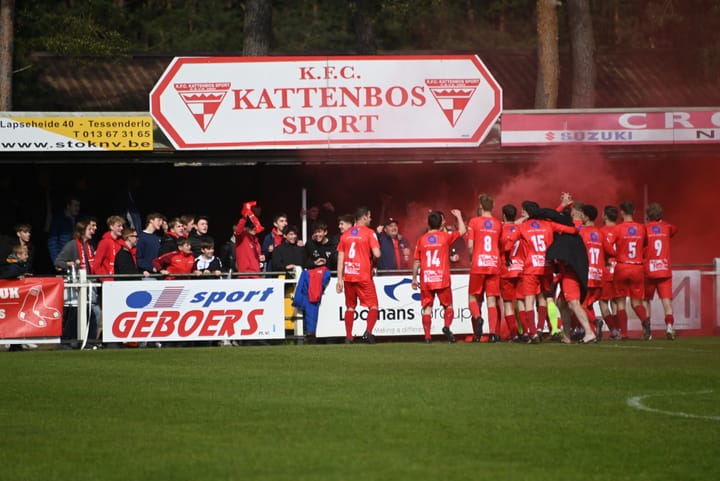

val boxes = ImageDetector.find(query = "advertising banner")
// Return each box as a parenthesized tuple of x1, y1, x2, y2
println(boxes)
(0, 277, 64, 339)
(150, 55, 502, 149)
(0, 113, 154, 151)
(501, 110, 720, 146)
(102, 279, 286, 342)
(316, 274, 486, 338)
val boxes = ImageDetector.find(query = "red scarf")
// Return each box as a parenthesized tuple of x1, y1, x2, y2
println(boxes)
(76, 239, 95, 274)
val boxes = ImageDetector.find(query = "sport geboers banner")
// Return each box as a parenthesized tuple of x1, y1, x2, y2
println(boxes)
(0, 278, 64, 339)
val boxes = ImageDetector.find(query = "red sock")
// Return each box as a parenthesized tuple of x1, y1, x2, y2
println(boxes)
(344, 310, 355, 339)
(665, 314, 674, 327)
(517, 310, 528, 334)
(537, 305, 548, 333)
(488, 307, 499, 335)
(616, 309, 628, 334)
(525, 310, 536, 335)
(366, 308, 379, 334)
(493, 306, 502, 333)
(505, 313, 518, 336)
(633, 304, 648, 322)
(604, 314, 616, 331)
(422, 314, 432, 339)
(443, 306, 454, 329)
(469, 300, 481, 319)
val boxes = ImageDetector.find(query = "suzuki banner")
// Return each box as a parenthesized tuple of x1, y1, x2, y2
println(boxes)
(150, 55, 502, 149)
(0, 278, 64, 340)
(102, 279, 286, 342)
(501, 110, 720, 146)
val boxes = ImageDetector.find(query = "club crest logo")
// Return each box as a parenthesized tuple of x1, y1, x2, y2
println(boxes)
(174, 82, 231, 132)
(425, 78, 481, 127)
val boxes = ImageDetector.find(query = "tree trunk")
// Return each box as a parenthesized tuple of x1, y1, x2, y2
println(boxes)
(535, 0, 559, 108)
(567, 0, 595, 107)
(243, 0, 272, 56)
(351, 0, 379, 54)
(0, 0, 13, 111)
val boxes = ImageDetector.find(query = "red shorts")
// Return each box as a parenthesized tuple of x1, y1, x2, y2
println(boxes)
(500, 277, 523, 302)
(645, 277, 672, 300)
(468, 273, 500, 297)
(343, 280, 379, 308)
(559, 268, 582, 302)
(420, 286, 453, 309)
(521, 272, 553, 297)
(583, 286, 602, 308)
(614, 263, 645, 300)
(599, 278, 617, 300)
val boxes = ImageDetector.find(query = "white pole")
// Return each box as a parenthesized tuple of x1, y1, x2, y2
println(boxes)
(301, 187, 308, 242)
(77, 268, 88, 348)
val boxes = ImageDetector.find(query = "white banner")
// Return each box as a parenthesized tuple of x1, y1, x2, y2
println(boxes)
(316, 274, 486, 338)
(102, 279, 286, 342)
(150, 55, 502, 150)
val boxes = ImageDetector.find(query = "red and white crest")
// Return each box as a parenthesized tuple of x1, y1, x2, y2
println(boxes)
(426, 79, 480, 127)
(174, 82, 231, 132)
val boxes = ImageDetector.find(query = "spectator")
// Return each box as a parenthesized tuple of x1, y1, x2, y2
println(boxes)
(136, 212, 165, 276)
(47, 195, 80, 263)
(193, 239, 223, 277)
(94, 215, 126, 282)
(152, 237, 195, 280)
(158, 217, 186, 256)
(271, 225, 306, 275)
(114, 228, 141, 279)
(188, 215, 212, 257)
(261, 213, 288, 272)
(376, 217, 411, 270)
(304, 221, 338, 271)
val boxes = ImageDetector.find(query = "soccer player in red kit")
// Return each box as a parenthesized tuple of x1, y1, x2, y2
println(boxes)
(511, 201, 579, 343)
(500, 204, 525, 342)
(466, 193, 503, 342)
(411, 209, 467, 343)
(599, 205, 621, 339)
(644, 202, 678, 340)
(336, 206, 382, 344)
(611, 201, 651, 340)
(578, 204, 607, 338)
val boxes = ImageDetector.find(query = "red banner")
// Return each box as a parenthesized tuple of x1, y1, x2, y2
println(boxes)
(0, 277, 64, 339)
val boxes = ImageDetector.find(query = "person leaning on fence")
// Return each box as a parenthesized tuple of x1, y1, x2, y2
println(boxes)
(193, 239, 223, 277)
(152, 237, 194, 280)
(114, 228, 142, 279)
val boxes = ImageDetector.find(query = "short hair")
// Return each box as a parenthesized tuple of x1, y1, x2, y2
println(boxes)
(200, 239, 215, 250)
(195, 215, 209, 223)
(180, 214, 195, 226)
(311, 221, 328, 233)
(338, 214, 354, 224)
(619, 201, 634, 216)
(168, 217, 182, 229)
(106, 215, 125, 227)
(521, 200, 539, 216)
(581, 204, 598, 221)
(273, 213, 288, 223)
(121, 228, 137, 240)
(646, 202, 663, 221)
(176, 237, 191, 247)
(14, 223, 31, 233)
(354, 206, 370, 222)
(12, 244, 28, 256)
(502, 204, 517, 221)
(604, 205, 619, 222)
(145, 212, 166, 226)
(428, 211, 443, 230)
(478, 193, 494, 212)
(283, 225, 299, 235)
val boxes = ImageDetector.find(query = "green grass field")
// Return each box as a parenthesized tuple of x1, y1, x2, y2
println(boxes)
(1, 338, 719, 481)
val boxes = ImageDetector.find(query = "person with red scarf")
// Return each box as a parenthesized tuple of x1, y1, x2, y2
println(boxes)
(234, 202, 265, 277)
(94, 215, 126, 282)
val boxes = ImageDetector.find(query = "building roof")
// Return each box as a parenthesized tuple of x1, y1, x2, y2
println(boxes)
(28, 48, 720, 112)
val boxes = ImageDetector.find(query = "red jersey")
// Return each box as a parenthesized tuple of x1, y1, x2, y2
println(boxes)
(500, 223, 525, 279)
(600, 224, 617, 281)
(612, 221, 647, 265)
(578, 225, 605, 287)
(413, 230, 461, 290)
(152, 250, 194, 279)
(94, 232, 125, 280)
(337, 225, 379, 282)
(467, 215, 503, 274)
(516, 219, 556, 275)
(645, 220, 678, 278)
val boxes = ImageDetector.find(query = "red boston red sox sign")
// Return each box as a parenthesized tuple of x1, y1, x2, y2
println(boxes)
(149, 55, 502, 150)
